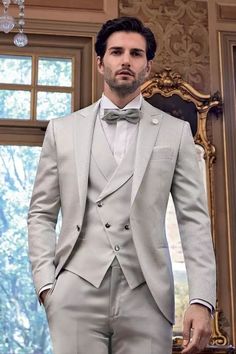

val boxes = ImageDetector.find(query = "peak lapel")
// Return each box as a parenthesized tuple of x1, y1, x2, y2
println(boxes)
(91, 116, 117, 181)
(131, 101, 163, 206)
(73, 101, 100, 221)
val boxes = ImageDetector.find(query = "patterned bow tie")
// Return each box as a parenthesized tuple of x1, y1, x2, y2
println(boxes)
(102, 108, 141, 124)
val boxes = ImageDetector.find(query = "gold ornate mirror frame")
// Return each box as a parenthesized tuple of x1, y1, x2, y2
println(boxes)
(141, 68, 228, 350)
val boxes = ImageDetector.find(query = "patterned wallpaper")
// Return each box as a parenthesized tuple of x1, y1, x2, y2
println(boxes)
(119, 0, 210, 92)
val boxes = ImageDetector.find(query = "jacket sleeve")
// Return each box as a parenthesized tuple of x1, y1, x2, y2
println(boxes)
(171, 121, 216, 308)
(28, 120, 60, 295)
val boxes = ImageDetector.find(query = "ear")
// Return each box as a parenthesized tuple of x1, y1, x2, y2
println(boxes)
(97, 56, 104, 75)
(145, 60, 152, 77)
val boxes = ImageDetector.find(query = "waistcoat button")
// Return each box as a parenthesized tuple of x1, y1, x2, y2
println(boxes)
(124, 224, 130, 230)
(114, 245, 120, 251)
(97, 201, 103, 207)
(105, 223, 111, 228)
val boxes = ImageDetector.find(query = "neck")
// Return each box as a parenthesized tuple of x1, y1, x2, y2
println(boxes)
(103, 85, 141, 108)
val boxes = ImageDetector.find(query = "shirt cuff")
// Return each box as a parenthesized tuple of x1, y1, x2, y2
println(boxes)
(190, 299, 214, 316)
(39, 283, 53, 296)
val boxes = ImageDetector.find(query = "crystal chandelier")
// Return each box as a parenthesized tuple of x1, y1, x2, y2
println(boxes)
(0, 0, 28, 47)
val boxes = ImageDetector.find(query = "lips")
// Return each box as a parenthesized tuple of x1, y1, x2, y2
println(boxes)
(116, 70, 134, 76)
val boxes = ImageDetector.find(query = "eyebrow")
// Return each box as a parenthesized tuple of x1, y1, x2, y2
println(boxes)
(108, 46, 145, 53)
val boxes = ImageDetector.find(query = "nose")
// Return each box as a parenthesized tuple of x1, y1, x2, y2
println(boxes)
(121, 52, 131, 66)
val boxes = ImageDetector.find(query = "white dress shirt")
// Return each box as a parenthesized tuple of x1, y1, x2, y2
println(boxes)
(99, 93, 142, 165)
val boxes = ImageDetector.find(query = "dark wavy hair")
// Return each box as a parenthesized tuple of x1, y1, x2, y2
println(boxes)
(95, 16, 157, 61)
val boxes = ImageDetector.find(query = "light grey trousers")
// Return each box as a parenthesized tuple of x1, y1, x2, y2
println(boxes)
(44, 259, 173, 354)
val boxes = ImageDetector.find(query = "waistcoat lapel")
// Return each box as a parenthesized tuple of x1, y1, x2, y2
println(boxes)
(97, 129, 138, 202)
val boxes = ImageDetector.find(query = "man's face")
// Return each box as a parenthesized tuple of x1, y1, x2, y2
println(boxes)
(97, 31, 152, 97)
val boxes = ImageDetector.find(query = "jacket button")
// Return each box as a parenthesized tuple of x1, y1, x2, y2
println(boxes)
(97, 201, 103, 207)
(124, 224, 130, 230)
(76, 225, 80, 232)
(114, 245, 120, 251)
(105, 223, 111, 228)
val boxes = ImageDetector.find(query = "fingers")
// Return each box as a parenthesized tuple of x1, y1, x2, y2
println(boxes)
(181, 304, 212, 354)
(182, 317, 191, 349)
(182, 327, 211, 354)
(182, 329, 201, 354)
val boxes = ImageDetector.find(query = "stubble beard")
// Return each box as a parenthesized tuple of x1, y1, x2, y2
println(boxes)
(104, 67, 147, 98)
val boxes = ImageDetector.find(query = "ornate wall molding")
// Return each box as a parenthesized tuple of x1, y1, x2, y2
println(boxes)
(119, 0, 210, 92)
(25, 0, 104, 11)
(217, 4, 236, 22)
(219, 31, 236, 346)
(21, 0, 119, 24)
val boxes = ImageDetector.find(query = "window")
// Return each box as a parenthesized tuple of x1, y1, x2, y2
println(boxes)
(0, 33, 93, 145)
(0, 33, 93, 354)
(0, 145, 49, 353)
(0, 54, 74, 121)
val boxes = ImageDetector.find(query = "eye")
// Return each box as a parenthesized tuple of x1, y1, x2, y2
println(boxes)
(131, 50, 143, 57)
(111, 49, 122, 55)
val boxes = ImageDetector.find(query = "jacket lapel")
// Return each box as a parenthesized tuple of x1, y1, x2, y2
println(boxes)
(131, 100, 163, 206)
(72, 99, 163, 216)
(73, 100, 100, 222)
(92, 116, 117, 181)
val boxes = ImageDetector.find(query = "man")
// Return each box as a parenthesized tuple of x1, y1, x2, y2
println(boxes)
(28, 16, 216, 354)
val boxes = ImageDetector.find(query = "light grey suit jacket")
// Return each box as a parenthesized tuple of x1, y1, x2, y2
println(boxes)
(28, 99, 216, 324)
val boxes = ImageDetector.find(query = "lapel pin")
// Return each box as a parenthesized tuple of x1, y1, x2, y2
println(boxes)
(152, 118, 158, 125)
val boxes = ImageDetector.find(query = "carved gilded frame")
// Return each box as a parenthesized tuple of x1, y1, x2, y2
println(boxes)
(141, 68, 227, 350)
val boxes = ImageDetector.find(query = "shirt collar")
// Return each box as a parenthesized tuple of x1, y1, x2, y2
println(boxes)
(100, 93, 143, 115)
